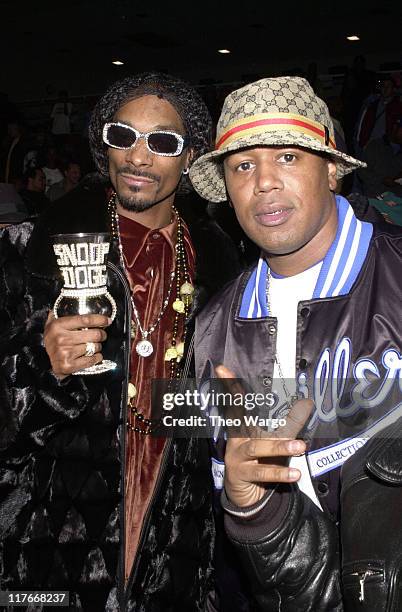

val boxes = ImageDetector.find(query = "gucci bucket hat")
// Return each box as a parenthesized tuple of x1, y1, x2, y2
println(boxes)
(190, 76, 365, 202)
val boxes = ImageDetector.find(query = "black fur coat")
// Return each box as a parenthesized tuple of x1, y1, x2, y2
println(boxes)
(0, 176, 241, 611)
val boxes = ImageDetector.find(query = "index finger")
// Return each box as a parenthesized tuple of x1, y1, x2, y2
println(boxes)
(215, 364, 246, 396)
(274, 399, 314, 440)
(214, 364, 253, 436)
(48, 313, 112, 330)
(216, 364, 313, 440)
(215, 364, 268, 438)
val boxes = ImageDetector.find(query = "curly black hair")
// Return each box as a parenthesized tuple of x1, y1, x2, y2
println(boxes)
(88, 72, 213, 191)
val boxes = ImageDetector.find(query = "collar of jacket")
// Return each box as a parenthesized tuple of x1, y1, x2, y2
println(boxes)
(240, 195, 376, 319)
(341, 414, 402, 486)
(225, 220, 402, 324)
(365, 417, 402, 484)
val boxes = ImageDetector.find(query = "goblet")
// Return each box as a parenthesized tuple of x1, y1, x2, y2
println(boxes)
(52, 232, 117, 374)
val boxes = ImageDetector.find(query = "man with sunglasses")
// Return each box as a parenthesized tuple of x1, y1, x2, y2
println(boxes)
(0, 73, 240, 610)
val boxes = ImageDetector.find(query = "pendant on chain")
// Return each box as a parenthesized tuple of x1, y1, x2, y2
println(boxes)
(136, 339, 154, 357)
(172, 299, 185, 313)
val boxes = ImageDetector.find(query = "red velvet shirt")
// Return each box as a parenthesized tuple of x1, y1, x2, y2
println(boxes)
(118, 212, 195, 580)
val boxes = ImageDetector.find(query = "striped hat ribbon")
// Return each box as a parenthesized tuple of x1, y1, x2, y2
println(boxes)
(216, 113, 336, 151)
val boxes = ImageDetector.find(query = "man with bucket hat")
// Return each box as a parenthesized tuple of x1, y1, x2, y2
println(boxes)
(191, 77, 402, 609)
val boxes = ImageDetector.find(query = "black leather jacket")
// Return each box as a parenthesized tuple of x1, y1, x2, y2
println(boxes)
(0, 176, 241, 610)
(341, 415, 402, 611)
(194, 222, 402, 611)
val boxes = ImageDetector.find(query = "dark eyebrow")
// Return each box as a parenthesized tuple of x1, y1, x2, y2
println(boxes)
(153, 123, 183, 132)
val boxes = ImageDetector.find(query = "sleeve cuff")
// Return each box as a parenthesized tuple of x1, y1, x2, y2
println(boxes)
(221, 487, 276, 518)
(222, 485, 292, 543)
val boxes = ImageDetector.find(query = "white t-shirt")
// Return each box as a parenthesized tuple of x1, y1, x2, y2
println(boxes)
(51, 102, 72, 135)
(268, 262, 323, 509)
(42, 166, 64, 192)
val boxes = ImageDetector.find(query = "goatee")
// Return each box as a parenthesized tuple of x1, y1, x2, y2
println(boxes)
(117, 190, 162, 213)
(116, 167, 161, 212)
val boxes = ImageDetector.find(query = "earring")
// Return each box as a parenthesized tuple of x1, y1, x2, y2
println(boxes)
(182, 168, 189, 175)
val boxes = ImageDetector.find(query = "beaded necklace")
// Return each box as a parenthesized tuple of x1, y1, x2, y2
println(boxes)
(108, 192, 194, 434)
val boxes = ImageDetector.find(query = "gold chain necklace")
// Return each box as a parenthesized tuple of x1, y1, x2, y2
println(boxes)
(108, 192, 194, 434)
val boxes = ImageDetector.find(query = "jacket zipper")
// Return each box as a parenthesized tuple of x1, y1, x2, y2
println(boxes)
(108, 261, 132, 609)
(348, 568, 384, 603)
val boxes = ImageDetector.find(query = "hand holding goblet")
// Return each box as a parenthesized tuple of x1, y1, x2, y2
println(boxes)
(50, 232, 117, 375)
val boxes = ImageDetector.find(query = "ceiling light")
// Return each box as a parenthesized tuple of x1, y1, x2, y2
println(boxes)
(218, 49, 231, 54)
(347, 35, 360, 41)
(112, 60, 124, 65)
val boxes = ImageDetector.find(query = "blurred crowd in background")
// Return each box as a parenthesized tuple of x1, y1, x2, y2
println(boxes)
(1, 55, 402, 235)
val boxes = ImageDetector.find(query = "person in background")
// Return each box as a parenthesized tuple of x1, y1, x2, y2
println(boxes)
(39, 145, 64, 192)
(356, 74, 402, 150)
(358, 115, 402, 197)
(19, 166, 50, 216)
(23, 125, 49, 173)
(50, 90, 73, 145)
(47, 160, 82, 201)
(341, 55, 377, 151)
(0, 120, 29, 185)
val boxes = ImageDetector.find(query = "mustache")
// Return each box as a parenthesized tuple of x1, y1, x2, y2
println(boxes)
(255, 196, 293, 210)
(117, 167, 161, 182)
(257, 195, 292, 206)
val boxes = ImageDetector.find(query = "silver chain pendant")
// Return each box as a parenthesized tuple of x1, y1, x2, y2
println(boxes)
(136, 339, 154, 358)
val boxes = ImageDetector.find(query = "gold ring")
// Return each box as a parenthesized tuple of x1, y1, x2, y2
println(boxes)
(84, 342, 96, 357)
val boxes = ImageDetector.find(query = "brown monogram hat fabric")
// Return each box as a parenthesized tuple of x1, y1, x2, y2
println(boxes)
(190, 76, 366, 202)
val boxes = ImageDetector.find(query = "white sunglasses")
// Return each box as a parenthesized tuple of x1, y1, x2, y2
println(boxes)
(102, 122, 189, 157)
